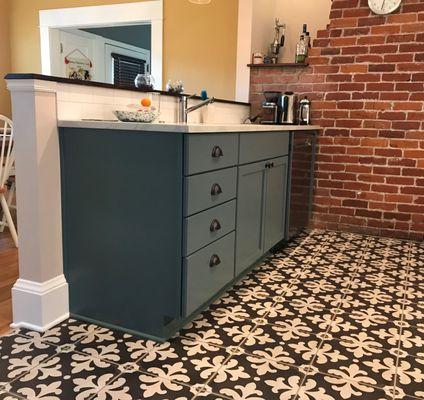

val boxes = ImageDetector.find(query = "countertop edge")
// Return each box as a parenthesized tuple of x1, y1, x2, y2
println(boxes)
(57, 120, 322, 133)
(4, 73, 251, 107)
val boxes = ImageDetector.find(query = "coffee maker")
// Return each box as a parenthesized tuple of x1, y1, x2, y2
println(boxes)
(261, 91, 297, 125)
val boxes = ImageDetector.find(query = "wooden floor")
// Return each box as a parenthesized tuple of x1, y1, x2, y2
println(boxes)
(0, 232, 18, 335)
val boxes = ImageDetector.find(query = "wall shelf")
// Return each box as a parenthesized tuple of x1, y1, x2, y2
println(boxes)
(247, 63, 309, 68)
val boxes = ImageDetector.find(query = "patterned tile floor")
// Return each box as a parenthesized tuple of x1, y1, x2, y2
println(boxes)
(0, 230, 423, 400)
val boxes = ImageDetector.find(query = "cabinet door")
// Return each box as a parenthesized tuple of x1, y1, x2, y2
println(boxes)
(235, 160, 267, 275)
(264, 156, 289, 252)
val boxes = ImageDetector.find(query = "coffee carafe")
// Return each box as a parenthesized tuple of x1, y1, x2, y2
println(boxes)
(298, 96, 311, 125)
(277, 92, 297, 125)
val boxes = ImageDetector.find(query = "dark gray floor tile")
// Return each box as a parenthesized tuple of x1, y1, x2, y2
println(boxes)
(312, 339, 397, 389)
(298, 371, 394, 400)
(0, 334, 58, 383)
(205, 351, 304, 400)
(394, 352, 424, 399)
(8, 350, 119, 400)
(93, 371, 198, 400)
(137, 335, 231, 387)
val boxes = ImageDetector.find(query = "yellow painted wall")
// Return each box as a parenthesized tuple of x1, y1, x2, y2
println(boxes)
(8, 0, 238, 99)
(0, 0, 11, 117)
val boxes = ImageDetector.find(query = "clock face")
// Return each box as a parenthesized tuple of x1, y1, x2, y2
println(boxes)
(368, 0, 401, 14)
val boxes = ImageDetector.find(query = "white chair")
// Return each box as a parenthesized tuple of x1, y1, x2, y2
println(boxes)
(0, 116, 18, 247)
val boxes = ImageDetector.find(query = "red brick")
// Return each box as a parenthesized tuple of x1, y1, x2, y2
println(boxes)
(378, 111, 407, 120)
(354, 74, 381, 82)
(387, 13, 417, 24)
(372, 184, 399, 194)
(361, 138, 388, 147)
(386, 34, 416, 43)
(371, 25, 400, 35)
(369, 64, 396, 72)
(331, 17, 359, 28)
(390, 140, 419, 149)
(370, 45, 399, 54)
(373, 167, 401, 176)
(402, 168, 424, 177)
(401, 23, 424, 33)
(355, 209, 382, 219)
(375, 148, 402, 157)
(403, 3, 424, 13)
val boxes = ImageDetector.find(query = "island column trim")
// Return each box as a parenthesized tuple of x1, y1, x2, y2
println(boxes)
(6, 78, 69, 332)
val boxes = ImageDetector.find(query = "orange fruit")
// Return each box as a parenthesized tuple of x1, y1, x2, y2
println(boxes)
(141, 98, 151, 107)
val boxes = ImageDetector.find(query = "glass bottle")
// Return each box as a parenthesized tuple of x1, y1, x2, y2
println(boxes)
(295, 35, 307, 64)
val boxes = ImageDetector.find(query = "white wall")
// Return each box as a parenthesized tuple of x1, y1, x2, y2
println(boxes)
(251, 0, 277, 56)
(250, 0, 332, 63)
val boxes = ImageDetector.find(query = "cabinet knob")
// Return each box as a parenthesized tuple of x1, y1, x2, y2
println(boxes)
(212, 146, 224, 158)
(265, 162, 274, 169)
(209, 254, 221, 268)
(210, 219, 222, 232)
(211, 183, 223, 196)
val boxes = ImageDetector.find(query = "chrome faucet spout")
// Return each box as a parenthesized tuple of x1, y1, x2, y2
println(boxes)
(178, 95, 215, 123)
(186, 97, 215, 114)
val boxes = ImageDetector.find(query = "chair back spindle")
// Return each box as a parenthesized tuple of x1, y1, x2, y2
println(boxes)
(0, 116, 14, 189)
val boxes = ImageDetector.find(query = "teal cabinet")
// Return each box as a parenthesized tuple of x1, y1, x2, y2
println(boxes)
(235, 160, 267, 275)
(236, 156, 289, 275)
(264, 156, 289, 252)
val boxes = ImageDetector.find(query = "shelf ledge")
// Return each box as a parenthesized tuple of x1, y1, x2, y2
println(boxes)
(247, 63, 309, 68)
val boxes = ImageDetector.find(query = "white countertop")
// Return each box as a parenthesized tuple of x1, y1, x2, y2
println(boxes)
(58, 120, 321, 133)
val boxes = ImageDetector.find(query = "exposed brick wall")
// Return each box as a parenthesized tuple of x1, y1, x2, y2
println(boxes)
(250, 0, 424, 241)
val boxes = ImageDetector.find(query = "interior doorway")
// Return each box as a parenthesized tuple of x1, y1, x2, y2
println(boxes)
(39, 1, 163, 90)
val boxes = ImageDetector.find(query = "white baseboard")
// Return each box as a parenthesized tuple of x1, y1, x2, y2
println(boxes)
(11, 275, 69, 332)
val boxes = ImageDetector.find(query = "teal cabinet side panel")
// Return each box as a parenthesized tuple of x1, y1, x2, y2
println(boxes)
(59, 128, 183, 339)
(264, 156, 289, 251)
(235, 160, 266, 275)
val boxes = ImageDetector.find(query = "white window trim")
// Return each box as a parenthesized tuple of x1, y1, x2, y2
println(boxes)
(39, 1, 163, 90)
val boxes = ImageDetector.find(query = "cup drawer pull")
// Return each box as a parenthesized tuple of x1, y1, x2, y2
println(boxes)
(209, 254, 221, 268)
(210, 219, 222, 232)
(212, 146, 224, 158)
(211, 183, 223, 196)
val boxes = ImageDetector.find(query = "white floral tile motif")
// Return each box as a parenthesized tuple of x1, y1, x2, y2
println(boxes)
(19, 319, 99, 346)
(7, 351, 119, 400)
(1, 229, 423, 400)
(137, 336, 231, 387)
(297, 371, 393, 400)
(0, 335, 58, 383)
(179, 310, 256, 348)
(205, 351, 305, 400)
(92, 371, 197, 400)
(399, 325, 424, 358)
(73, 329, 154, 365)
(312, 339, 399, 389)
(394, 353, 424, 399)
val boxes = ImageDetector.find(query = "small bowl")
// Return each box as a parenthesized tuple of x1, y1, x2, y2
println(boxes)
(113, 110, 158, 123)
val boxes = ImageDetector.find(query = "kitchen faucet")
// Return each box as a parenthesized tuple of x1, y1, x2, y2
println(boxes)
(178, 94, 215, 123)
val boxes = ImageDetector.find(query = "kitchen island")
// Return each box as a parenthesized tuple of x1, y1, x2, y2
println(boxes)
(58, 120, 318, 340)
(5, 74, 318, 341)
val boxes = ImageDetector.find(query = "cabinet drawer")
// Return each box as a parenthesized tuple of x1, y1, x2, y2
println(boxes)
(239, 132, 290, 165)
(184, 134, 239, 175)
(183, 232, 235, 316)
(184, 200, 236, 256)
(184, 167, 237, 216)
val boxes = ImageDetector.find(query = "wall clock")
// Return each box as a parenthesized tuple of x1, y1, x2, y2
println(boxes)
(368, 0, 402, 14)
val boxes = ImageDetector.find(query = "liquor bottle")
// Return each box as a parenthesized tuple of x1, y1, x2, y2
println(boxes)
(295, 34, 307, 64)
(303, 24, 311, 49)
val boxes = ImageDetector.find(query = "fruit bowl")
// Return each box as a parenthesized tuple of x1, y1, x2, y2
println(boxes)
(113, 109, 158, 123)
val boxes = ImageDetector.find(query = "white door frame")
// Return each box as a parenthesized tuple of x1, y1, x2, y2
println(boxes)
(39, 1, 163, 90)
(236, 0, 253, 103)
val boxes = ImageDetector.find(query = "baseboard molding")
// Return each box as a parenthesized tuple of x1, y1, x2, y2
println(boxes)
(11, 274, 69, 332)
